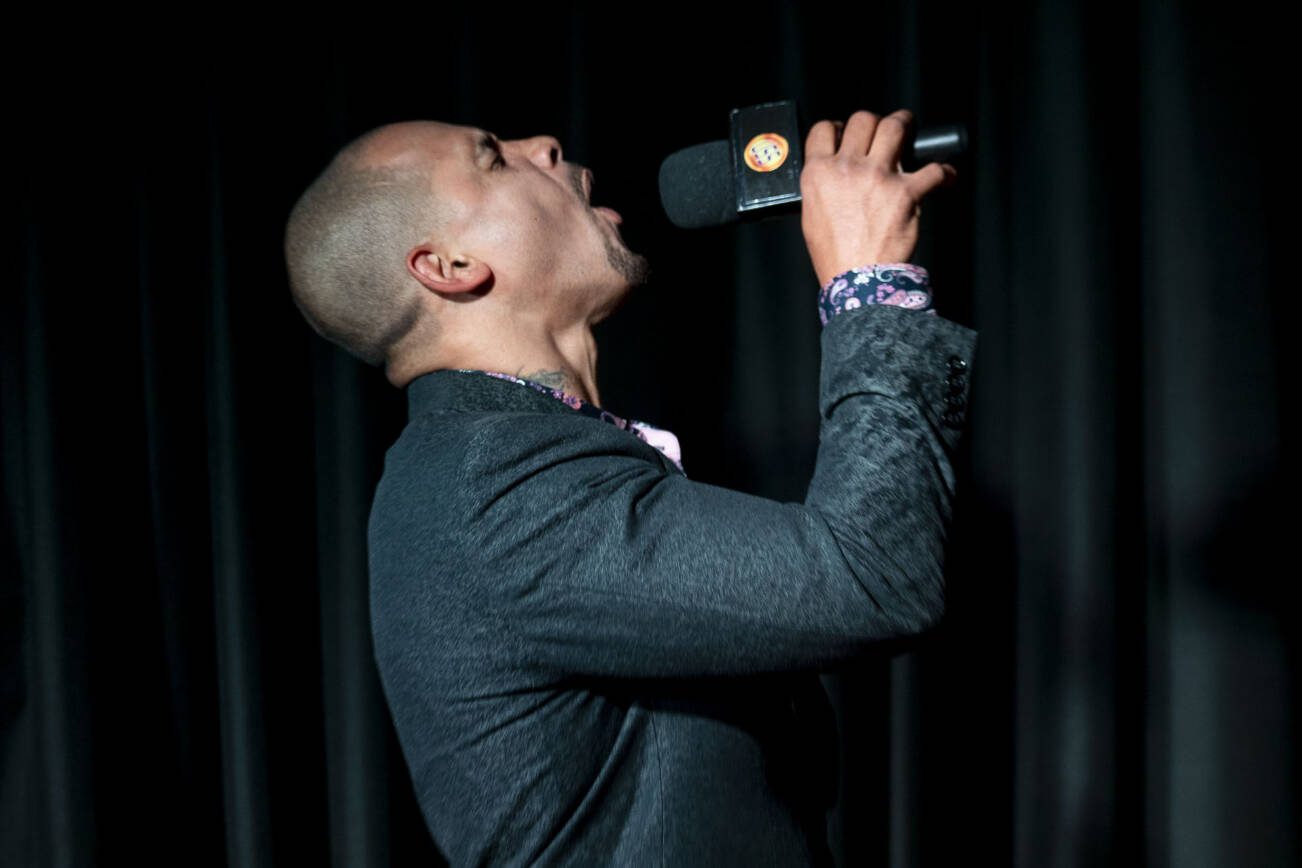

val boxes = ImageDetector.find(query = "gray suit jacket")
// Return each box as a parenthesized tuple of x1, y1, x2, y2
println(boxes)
(368, 302, 979, 866)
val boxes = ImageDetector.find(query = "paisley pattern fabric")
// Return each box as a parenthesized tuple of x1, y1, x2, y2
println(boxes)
(818, 262, 937, 325)
(459, 262, 938, 478)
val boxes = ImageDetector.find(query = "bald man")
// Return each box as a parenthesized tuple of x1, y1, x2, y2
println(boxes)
(284, 111, 978, 865)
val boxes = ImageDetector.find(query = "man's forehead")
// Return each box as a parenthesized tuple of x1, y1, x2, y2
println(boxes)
(354, 121, 484, 169)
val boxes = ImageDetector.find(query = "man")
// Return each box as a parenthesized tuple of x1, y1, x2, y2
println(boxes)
(283, 109, 977, 865)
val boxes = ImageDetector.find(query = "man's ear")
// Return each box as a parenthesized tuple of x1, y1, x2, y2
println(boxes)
(406, 243, 493, 295)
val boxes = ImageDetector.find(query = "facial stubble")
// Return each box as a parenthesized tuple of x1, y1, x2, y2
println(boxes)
(569, 163, 651, 290)
(600, 217, 651, 288)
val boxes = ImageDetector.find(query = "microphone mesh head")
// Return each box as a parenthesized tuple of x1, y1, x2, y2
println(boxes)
(658, 140, 737, 229)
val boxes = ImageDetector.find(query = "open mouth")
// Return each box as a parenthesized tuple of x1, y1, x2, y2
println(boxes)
(582, 168, 622, 225)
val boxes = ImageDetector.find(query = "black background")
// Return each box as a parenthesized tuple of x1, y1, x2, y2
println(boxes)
(4, 3, 1296, 865)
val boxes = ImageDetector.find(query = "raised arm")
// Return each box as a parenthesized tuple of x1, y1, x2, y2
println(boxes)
(448, 297, 975, 680)
(373, 106, 976, 683)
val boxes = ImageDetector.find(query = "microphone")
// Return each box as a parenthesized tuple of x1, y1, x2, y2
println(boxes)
(658, 99, 968, 230)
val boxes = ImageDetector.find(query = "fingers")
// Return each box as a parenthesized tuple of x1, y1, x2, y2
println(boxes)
(808, 108, 915, 168)
(805, 119, 843, 158)
(866, 109, 914, 169)
(837, 110, 878, 158)
(804, 110, 959, 200)
(908, 161, 959, 197)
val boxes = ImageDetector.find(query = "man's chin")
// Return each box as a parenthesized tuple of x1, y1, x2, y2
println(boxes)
(601, 229, 651, 289)
(622, 252, 652, 290)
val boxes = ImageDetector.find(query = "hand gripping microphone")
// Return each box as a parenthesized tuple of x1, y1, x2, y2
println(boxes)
(658, 99, 968, 230)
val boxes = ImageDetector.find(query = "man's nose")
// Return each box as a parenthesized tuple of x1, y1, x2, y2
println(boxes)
(515, 134, 563, 169)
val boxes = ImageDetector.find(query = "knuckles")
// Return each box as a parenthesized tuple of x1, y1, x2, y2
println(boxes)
(801, 157, 889, 187)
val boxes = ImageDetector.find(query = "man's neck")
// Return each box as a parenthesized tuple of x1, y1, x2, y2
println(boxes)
(501, 364, 599, 407)
(404, 317, 602, 406)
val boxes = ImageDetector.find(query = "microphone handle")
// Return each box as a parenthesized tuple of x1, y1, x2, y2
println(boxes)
(905, 123, 968, 168)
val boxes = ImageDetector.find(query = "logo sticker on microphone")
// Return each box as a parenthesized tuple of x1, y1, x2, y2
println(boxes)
(742, 133, 789, 173)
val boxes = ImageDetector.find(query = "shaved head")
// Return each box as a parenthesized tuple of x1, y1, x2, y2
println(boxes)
(283, 122, 455, 372)
(286, 119, 650, 391)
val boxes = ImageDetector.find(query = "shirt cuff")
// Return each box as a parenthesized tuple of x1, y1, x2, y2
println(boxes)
(817, 263, 938, 326)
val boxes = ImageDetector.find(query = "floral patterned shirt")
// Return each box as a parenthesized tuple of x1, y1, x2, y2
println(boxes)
(457, 263, 936, 478)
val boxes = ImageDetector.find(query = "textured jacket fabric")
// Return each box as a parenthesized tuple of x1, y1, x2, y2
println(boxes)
(367, 301, 979, 865)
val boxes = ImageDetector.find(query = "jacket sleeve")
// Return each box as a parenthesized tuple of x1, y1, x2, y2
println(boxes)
(456, 302, 979, 680)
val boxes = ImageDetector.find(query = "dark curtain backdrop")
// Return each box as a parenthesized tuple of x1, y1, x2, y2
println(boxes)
(4, 3, 1296, 865)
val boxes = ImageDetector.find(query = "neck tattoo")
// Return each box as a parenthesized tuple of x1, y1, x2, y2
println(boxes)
(515, 368, 568, 391)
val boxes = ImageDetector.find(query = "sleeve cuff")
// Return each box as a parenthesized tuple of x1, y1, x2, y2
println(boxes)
(818, 263, 937, 326)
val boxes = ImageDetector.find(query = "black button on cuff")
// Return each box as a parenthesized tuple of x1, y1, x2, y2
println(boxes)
(942, 357, 969, 427)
